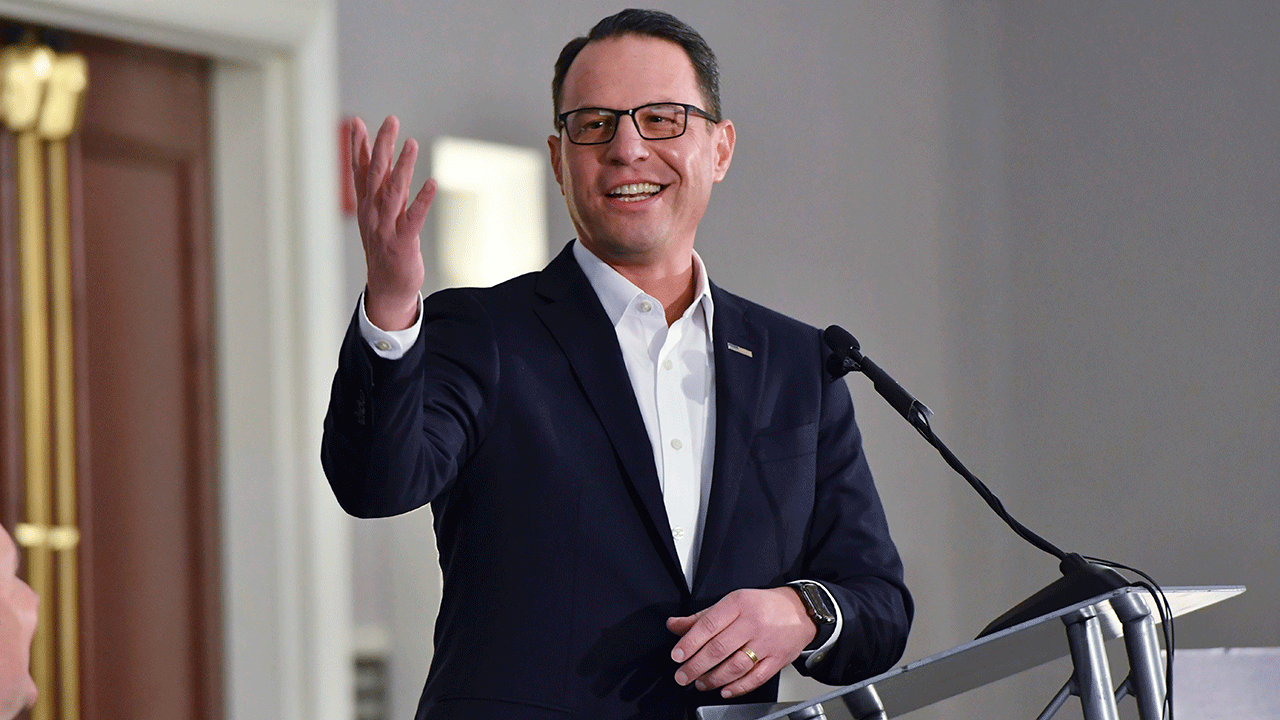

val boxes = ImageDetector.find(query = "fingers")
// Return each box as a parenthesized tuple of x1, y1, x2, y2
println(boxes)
(665, 608, 705, 636)
(349, 116, 370, 201)
(383, 137, 419, 224)
(717, 652, 782, 698)
(350, 114, 430, 323)
(670, 597, 754, 694)
(366, 115, 400, 201)
(401, 177, 438, 240)
(676, 630, 781, 698)
(668, 588, 815, 698)
(672, 625, 756, 694)
(670, 603, 736, 664)
(703, 647, 782, 698)
(357, 117, 431, 240)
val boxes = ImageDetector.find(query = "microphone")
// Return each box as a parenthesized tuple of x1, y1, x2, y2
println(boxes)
(823, 325, 933, 436)
(821, 324, 860, 378)
(823, 324, 1128, 637)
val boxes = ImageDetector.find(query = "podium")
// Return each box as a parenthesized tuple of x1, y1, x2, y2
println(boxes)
(697, 585, 1244, 720)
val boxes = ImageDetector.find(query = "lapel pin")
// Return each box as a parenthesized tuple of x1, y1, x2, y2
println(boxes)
(727, 342, 753, 358)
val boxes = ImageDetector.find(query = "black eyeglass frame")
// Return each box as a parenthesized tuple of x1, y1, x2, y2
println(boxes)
(556, 102, 719, 145)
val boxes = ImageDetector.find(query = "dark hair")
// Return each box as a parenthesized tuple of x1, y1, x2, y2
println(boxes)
(552, 9, 722, 128)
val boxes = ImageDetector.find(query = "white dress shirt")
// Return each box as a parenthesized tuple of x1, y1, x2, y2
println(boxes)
(571, 240, 716, 587)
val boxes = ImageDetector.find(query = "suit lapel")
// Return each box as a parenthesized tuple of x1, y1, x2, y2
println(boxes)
(693, 285, 766, 596)
(533, 244, 686, 589)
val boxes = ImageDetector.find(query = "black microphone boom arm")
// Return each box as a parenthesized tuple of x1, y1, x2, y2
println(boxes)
(822, 324, 1128, 638)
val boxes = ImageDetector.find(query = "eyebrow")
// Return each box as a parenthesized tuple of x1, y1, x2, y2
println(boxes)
(565, 99, 687, 111)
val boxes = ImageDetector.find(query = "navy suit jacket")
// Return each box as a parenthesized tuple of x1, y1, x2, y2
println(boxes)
(322, 242, 912, 720)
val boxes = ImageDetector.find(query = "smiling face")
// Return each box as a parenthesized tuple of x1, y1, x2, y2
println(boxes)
(548, 34, 735, 275)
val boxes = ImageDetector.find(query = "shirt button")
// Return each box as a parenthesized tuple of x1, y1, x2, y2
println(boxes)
(672, 527, 685, 539)
(639, 300, 653, 313)
(375, 340, 392, 352)
(670, 439, 682, 450)
(662, 359, 673, 370)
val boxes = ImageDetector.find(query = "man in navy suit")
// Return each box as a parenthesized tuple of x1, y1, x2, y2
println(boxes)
(323, 9, 912, 719)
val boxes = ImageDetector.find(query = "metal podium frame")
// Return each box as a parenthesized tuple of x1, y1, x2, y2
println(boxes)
(696, 585, 1244, 720)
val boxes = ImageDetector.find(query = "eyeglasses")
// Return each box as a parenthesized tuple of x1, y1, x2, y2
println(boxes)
(557, 102, 718, 145)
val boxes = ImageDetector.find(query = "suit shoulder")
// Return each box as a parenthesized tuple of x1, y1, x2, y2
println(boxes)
(714, 286, 821, 340)
(423, 270, 541, 312)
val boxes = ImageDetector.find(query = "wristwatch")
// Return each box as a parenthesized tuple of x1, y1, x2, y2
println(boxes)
(788, 580, 837, 650)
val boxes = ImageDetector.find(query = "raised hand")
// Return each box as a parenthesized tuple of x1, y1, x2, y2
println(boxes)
(350, 115, 438, 331)
(666, 587, 816, 698)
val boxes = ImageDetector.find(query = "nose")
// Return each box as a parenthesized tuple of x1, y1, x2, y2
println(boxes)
(23, 676, 38, 711)
(604, 113, 650, 164)
(15, 579, 38, 633)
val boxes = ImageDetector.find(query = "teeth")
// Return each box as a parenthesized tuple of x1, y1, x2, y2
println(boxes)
(609, 182, 662, 200)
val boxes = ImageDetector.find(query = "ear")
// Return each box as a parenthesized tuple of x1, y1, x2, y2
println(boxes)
(711, 119, 736, 183)
(547, 134, 565, 195)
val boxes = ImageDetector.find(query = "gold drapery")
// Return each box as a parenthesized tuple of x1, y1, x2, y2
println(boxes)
(1, 38, 87, 720)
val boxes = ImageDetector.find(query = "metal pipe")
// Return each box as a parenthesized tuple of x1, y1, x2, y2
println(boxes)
(1112, 591, 1166, 720)
(1064, 606, 1120, 720)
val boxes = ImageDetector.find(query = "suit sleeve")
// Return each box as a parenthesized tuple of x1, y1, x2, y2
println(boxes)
(321, 288, 500, 518)
(795, 339, 914, 685)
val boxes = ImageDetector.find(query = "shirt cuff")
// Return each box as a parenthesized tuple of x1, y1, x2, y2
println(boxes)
(791, 580, 844, 669)
(358, 291, 424, 360)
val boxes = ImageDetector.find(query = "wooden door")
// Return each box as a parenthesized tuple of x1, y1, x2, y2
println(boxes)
(0, 28, 221, 720)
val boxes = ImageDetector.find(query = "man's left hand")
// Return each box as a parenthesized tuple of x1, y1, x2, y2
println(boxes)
(666, 587, 816, 698)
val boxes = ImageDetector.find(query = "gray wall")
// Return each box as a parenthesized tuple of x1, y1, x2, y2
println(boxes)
(337, 1, 1279, 717)
(985, 2, 1279, 716)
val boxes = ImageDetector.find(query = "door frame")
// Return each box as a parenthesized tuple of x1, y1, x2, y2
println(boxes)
(0, 3, 351, 720)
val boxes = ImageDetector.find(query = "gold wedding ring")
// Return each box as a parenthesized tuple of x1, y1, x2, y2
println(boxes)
(741, 646, 761, 665)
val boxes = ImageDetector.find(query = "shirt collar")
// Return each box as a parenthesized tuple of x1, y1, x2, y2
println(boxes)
(572, 240, 715, 332)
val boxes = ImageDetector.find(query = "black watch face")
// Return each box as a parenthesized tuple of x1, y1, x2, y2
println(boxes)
(798, 582, 836, 624)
